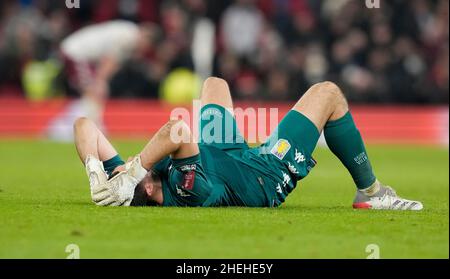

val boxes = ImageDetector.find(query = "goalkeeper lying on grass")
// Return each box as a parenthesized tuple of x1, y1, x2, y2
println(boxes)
(74, 77, 423, 210)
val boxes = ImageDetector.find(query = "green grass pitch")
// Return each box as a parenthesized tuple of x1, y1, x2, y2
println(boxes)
(0, 139, 448, 259)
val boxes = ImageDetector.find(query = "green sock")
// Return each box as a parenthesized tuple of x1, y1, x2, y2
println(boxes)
(324, 112, 376, 189)
(102, 155, 125, 177)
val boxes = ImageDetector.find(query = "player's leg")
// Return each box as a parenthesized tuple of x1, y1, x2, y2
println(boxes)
(292, 81, 349, 132)
(200, 77, 234, 112)
(291, 82, 376, 191)
(199, 77, 248, 152)
(292, 81, 423, 210)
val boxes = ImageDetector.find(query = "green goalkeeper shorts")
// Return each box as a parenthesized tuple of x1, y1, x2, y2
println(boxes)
(242, 109, 321, 206)
(199, 104, 320, 207)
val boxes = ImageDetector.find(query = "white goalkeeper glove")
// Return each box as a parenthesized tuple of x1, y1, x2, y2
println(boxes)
(85, 155, 108, 200)
(92, 155, 148, 206)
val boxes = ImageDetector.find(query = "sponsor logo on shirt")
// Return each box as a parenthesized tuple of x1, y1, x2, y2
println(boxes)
(180, 164, 197, 172)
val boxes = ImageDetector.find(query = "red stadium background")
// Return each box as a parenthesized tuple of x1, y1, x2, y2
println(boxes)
(0, 0, 448, 145)
(1, 97, 448, 145)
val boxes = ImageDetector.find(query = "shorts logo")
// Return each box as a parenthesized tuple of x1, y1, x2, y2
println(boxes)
(287, 162, 299, 175)
(294, 149, 305, 163)
(201, 108, 223, 118)
(271, 139, 291, 160)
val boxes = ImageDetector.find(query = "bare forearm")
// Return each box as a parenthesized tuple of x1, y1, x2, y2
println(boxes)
(139, 120, 199, 170)
(74, 117, 117, 164)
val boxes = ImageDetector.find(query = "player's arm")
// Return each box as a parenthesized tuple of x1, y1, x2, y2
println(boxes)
(93, 119, 197, 207)
(139, 119, 199, 171)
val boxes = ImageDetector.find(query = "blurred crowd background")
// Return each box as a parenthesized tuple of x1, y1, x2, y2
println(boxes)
(0, 0, 448, 104)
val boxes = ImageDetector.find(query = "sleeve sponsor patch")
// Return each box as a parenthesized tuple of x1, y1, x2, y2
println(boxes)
(182, 171, 196, 190)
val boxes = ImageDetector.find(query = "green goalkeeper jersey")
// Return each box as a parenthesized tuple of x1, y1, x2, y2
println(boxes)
(153, 145, 272, 207)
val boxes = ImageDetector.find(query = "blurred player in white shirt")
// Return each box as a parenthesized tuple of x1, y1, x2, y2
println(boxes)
(48, 20, 155, 141)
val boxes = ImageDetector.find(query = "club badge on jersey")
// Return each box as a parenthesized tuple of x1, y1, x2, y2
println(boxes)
(270, 139, 291, 160)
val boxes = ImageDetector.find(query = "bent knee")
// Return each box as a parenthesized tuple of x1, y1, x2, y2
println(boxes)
(164, 119, 191, 137)
(201, 77, 233, 108)
(203, 77, 228, 89)
(202, 77, 230, 97)
(314, 81, 341, 93)
(310, 81, 345, 99)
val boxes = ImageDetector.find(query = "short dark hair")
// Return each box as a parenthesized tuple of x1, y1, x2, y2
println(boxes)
(130, 182, 148, 206)
(130, 171, 161, 207)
